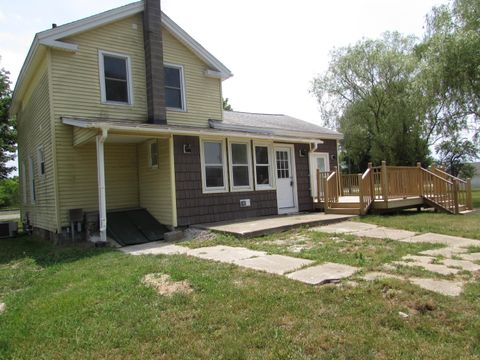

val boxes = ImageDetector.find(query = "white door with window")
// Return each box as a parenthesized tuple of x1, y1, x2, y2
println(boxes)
(309, 153, 330, 199)
(275, 145, 298, 214)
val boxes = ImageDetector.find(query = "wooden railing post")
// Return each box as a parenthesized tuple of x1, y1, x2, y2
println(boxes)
(368, 162, 374, 200)
(381, 160, 388, 203)
(466, 178, 473, 210)
(323, 175, 329, 214)
(358, 173, 364, 215)
(333, 166, 340, 196)
(453, 179, 459, 214)
(416, 162, 422, 196)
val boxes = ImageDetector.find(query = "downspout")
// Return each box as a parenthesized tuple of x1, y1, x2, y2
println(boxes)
(96, 128, 108, 242)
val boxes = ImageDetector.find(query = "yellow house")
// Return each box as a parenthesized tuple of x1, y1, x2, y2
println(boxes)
(12, 0, 342, 245)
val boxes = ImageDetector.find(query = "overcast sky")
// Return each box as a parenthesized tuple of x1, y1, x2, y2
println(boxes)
(1, 0, 446, 126)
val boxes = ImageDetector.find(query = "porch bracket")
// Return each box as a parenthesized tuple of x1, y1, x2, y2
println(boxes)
(96, 128, 108, 242)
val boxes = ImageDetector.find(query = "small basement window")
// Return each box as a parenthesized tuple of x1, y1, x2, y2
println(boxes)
(99, 50, 132, 104)
(149, 141, 158, 168)
(201, 139, 227, 192)
(164, 64, 185, 111)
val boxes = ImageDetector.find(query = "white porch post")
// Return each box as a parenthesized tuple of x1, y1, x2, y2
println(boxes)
(96, 128, 108, 242)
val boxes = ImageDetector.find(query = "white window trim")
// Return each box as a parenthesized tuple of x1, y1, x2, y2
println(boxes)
(21, 161, 27, 204)
(148, 140, 159, 169)
(228, 140, 253, 192)
(28, 156, 35, 204)
(200, 138, 228, 193)
(98, 50, 134, 106)
(37, 146, 45, 178)
(164, 62, 187, 112)
(253, 141, 275, 191)
(309, 152, 330, 197)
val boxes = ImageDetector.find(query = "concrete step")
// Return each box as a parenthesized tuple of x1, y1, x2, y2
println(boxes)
(326, 207, 361, 215)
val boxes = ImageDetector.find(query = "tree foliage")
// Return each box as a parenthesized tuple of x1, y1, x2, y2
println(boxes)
(222, 97, 233, 111)
(0, 67, 16, 179)
(0, 176, 18, 208)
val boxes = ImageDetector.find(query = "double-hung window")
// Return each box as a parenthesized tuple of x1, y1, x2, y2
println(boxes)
(229, 141, 253, 191)
(164, 64, 185, 111)
(99, 50, 133, 105)
(149, 141, 159, 168)
(253, 143, 274, 189)
(201, 139, 227, 192)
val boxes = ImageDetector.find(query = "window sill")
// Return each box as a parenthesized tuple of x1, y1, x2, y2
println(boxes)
(255, 185, 276, 191)
(101, 100, 133, 107)
(167, 107, 187, 113)
(202, 188, 228, 194)
(230, 187, 254, 193)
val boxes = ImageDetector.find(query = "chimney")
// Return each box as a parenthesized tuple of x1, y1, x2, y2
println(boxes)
(143, 0, 167, 124)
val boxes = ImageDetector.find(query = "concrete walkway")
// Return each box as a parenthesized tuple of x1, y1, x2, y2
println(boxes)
(121, 242, 360, 285)
(313, 221, 480, 296)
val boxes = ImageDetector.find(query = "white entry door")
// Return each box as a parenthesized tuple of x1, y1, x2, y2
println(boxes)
(309, 152, 330, 198)
(275, 145, 298, 214)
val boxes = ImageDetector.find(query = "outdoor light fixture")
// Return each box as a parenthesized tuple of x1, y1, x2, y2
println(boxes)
(183, 144, 192, 154)
(299, 149, 307, 157)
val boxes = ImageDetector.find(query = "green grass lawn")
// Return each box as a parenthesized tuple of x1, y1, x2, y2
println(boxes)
(1, 235, 480, 359)
(357, 189, 480, 240)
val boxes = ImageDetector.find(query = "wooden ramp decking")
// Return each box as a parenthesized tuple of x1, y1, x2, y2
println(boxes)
(315, 162, 474, 216)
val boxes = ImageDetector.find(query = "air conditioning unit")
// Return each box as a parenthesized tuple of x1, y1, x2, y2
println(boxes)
(240, 199, 251, 208)
(0, 221, 18, 238)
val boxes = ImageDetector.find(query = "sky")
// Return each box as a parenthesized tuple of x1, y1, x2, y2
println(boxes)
(1, 0, 447, 126)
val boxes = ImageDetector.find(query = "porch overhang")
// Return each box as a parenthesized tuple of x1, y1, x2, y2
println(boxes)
(62, 117, 325, 146)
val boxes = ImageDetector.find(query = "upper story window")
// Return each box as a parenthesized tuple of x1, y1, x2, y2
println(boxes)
(99, 50, 133, 105)
(164, 64, 186, 111)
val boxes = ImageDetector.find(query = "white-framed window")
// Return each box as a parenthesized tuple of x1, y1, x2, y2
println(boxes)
(164, 63, 186, 111)
(37, 147, 45, 176)
(28, 156, 36, 204)
(99, 50, 133, 105)
(21, 161, 27, 204)
(200, 138, 228, 193)
(228, 140, 253, 191)
(149, 140, 159, 168)
(253, 142, 275, 190)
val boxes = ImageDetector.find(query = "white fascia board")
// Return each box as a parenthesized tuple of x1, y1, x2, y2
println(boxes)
(209, 121, 343, 141)
(161, 13, 233, 80)
(61, 118, 321, 144)
(38, 39, 79, 52)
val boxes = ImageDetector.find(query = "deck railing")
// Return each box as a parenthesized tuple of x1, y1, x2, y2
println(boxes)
(316, 160, 473, 214)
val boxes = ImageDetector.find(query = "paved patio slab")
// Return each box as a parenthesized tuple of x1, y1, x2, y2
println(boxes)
(287, 262, 359, 284)
(410, 278, 464, 297)
(353, 227, 416, 240)
(392, 261, 461, 275)
(441, 259, 480, 272)
(401, 255, 436, 265)
(400, 233, 480, 248)
(419, 247, 468, 258)
(194, 213, 355, 237)
(186, 246, 266, 263)
(310, 221, 378, 234)
(234, 255, 314, 275)
(120, 242, 189, 256)
(459, 252, 480, 262)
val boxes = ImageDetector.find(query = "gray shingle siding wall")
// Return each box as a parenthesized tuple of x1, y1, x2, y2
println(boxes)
(295, 143, 313, 212)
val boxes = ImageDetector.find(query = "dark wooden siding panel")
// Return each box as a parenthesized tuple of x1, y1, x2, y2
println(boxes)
(174, 135, 277, 226)
(294, 143, 313, 212)
(315, 139, 338, 167)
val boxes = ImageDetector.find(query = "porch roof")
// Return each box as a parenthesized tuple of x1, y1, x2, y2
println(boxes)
(62, 117, 328, 146)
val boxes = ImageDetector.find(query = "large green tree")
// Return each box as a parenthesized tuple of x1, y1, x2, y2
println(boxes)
(312, 32, 430, 170)
(0, 67, 16, 179)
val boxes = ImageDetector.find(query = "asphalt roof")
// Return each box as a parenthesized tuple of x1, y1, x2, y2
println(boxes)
(218, 111, 342, 138)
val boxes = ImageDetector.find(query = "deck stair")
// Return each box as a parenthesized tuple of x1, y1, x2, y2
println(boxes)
(315, 162, 473, 216)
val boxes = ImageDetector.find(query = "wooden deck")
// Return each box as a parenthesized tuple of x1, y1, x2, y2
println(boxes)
(315, 162, 474, 216)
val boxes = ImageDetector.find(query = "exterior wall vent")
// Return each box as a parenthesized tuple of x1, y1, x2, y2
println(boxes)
(240, 199, 251, 207)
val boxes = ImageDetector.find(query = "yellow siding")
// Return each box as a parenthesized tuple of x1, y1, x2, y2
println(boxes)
(73, 128, 98, 146)
(163, 30, 223, 127)
(138, 138, 173, 225)
(17, 59, 57, 232)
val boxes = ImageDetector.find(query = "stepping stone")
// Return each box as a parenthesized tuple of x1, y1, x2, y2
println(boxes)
(441, 259, 480, 272)
(392, 261, 461, 275)
(287, 262, 358, 284)
(353, 227, 416, 240)
(402, 255, 436, 264)
(400, 233, 480, 248)
(362, 272, 404, 281)
(121, 242, 189, 256)
(311, 222, 377, 234)
(234, 255, 314, 275)
(409, 278, 464, 297)
(187, 246, 266, 263)
(459, 253, 480, 262)
(419, 247, 468, 258)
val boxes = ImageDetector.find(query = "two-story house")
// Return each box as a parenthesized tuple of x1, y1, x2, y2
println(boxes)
(13, 0, 342, 244)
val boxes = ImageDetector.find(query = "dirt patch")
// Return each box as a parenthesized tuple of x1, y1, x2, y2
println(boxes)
(142, 273, 193, 297)
(184, 228, 217, 242)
